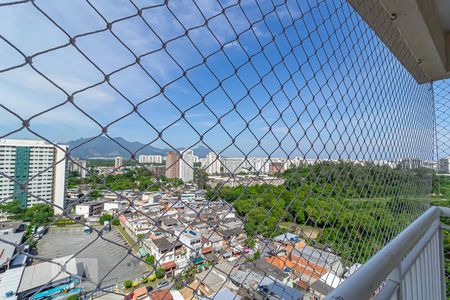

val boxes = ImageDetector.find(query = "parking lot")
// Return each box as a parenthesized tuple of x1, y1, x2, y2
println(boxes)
(37, 226, 147, 291)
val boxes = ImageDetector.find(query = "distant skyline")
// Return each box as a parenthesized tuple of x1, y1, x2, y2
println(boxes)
(0, 0, 435, 160)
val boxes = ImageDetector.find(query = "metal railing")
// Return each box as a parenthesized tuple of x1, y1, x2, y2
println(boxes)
(326, 206, 448, 300)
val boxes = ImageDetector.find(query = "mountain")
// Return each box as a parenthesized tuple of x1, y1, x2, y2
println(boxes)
(64, 136, 211, 159)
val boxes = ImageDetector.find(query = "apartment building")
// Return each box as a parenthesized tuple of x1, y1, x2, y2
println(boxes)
(114, 156, 123, 168)
(179, 149, 194, 182)
(0, 139, 67, 213)
(204, 152, 221, 175)
(165, 151, 179, 179)
(68, 158, 87, 177)
(439, 157, 450, 173)
(138, 155, 163, 164)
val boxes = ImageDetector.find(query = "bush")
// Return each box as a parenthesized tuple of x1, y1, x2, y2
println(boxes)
(123, 280, 132, 289)
(146, 255, 155, 264)
(99, 213, 112, 225)
(112, 219, 120, 226)
(155, 268, 166, 279)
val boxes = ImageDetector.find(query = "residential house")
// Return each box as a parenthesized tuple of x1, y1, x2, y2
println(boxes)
(147, 237, 189, 276)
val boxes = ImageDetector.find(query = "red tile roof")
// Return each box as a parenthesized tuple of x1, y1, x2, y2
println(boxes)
(150, 290, 173, 300)
(201, 246, 213, 254)
(161, 260, 177, 270)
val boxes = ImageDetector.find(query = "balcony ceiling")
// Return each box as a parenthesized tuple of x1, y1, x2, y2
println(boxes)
(349, 0, 450, 83)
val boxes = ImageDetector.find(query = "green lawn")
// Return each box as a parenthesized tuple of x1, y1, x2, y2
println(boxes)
(279, 222, 322, 240)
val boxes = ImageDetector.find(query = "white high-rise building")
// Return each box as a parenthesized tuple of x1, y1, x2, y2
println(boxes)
(221, 157, 245, 174)
(193, 155, 199, 164)
(439, 157, 450, 173)
(138, 155, 163, 164)
(115, 156, 123, 168)
(205, 152, 221, 175)
(0, 139, 68, 214)
(68, 158, 87, 178)
(179, 149, 194, 182)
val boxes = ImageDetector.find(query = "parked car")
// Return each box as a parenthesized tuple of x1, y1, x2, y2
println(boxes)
(156, 280, 169, 289)
(83, 226, 92, 235)
(103, 220, 111, 232)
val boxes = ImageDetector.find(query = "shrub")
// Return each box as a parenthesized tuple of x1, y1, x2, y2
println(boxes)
(155, 268, 165, 279)
(146, 255, 155, 264)
(112, 219, 120, 226)
(123, 280, 132, 289)
(99, 213, 112, 225)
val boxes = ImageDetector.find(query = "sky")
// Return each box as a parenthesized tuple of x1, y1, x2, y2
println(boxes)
(0, 0, 435, 160)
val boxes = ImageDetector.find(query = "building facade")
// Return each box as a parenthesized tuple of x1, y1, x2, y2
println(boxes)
(439, 157, 450, 173)
(114, 156, 123, 168)
(179, 149, 194, 182)
(221, 158, 245, 174)
(205, 152, 221, 175)
(0, 139, 67, 213)
(165, 151, 179, 179)
(68, 158, 87, 177)
(138, 155, 163, 164)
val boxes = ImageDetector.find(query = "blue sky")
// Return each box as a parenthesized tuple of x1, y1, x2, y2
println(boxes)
(0, 0, 435, 159)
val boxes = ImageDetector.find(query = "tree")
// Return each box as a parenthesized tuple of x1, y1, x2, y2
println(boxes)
(22, 204, 53, 226)
(0, 200, 25, 219)
(194, 167, 208, 189)
(146, 255, 155, 264)
(99, 213, 112, 225)
(112, 219, 120, 226)
(123, 280, 132, 289)
(89, 190, 102, 199)
(155, 268, 166, 279)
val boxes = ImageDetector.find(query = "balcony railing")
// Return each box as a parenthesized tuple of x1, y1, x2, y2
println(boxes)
(326, 206, 448, 300)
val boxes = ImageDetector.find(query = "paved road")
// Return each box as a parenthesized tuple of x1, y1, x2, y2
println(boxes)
(37, 227, 147, 291)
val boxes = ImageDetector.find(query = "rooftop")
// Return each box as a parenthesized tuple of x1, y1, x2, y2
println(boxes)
(152, 237, 182, 252)
(0, 232, 24, 267)
(17, 255, 82, 293)
(0, 267, 25, 300)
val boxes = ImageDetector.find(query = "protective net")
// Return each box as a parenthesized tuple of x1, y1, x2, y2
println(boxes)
(434, 78, 450, 299)
(0, 0, 435, 299)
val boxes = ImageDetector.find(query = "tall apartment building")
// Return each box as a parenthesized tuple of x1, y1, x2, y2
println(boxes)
(138, 154, 163, 164)
(221, 157, 245, 174)
(165, 151, 179, 179)
(68, 158, 87, 178)
(205, 152, 221, 175)
(439, 157, 450, 173)
(247, 157, 270, 174)
(114, 156, 123, 168)
(0, 139, 67, 213)
(179, 149, 194, 182)
(269, 161, 285, 175)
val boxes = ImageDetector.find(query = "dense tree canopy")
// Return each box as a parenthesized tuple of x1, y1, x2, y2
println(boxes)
(208, 161, 431, 263)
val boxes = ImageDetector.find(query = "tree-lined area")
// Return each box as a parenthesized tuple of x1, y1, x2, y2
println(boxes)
(67, 168, 183, 191)
(208, 161, 431, 263)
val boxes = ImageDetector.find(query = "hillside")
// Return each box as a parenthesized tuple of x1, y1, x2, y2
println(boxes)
(64, 136, 210, 159)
